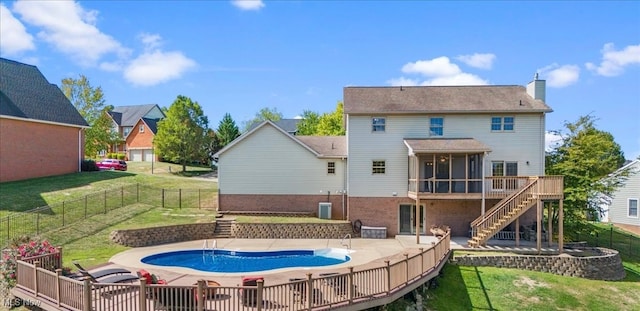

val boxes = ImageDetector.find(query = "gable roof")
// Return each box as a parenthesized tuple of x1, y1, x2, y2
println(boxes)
(0, 58, 88, 127)
(214, 120, 346, 159)
(344, 85, 552, 114)
(141, 117, 160, 134)
(247, 118, 301, 134)
(109, 104, 162, 126)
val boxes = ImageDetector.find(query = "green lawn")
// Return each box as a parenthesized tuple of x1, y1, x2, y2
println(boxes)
(3, 166, 639, 311)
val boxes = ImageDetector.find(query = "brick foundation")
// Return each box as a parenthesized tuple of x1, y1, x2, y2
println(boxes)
(452, 247, 626, 281)
(219, 194, 347, 220)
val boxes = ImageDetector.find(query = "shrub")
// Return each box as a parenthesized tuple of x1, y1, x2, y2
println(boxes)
(1, 238, 59, 290)
(81, 159, 99, 171)
(117, 153, 126, 160)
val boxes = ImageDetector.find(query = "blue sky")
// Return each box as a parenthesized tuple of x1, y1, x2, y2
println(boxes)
(1, 1, 639, 159)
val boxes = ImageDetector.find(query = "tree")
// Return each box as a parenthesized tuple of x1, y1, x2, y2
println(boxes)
(61, 75, 118, 158)
(154, 95, 209, 172)
(296, 110, 321, 135)
(242, 107, 283, 132)
(317, 101, 345, 135)
(214, 113, 241, 152)
(546, 115, 630, 232)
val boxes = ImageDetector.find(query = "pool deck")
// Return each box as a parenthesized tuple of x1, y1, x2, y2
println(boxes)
(104, 236, 558, 288)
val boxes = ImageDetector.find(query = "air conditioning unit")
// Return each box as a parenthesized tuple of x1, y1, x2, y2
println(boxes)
(318, 202, 332, 219)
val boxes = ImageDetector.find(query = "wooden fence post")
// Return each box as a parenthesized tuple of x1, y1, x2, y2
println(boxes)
(419, 248, 424, 274)
(83, 279, 91, 311)
(34, 261, 40, 295)
(56, 247, 63, 269)
(197, 279, 205, 311)
(385, 260, 391, 294)
(55, 269, 62, 307)
(348, 266, 354, 304)
(404, 253, 409, 285)
(306, 273, 313, 309)
(139, 278, 147, 311)
(256, 279, 263, 311)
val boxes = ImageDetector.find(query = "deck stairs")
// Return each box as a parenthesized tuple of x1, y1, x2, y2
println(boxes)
(213, 218, 235, 238)
(468, 178, 540, 247)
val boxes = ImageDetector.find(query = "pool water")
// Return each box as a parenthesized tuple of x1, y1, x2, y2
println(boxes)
(141, 249, 351, 273)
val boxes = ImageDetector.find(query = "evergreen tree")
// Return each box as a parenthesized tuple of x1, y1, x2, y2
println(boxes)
(215, 113, 241, 152)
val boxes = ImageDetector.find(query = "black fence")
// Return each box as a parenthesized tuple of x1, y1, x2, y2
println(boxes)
(0, 184, 217, 247)
(569, 225, 639, 260)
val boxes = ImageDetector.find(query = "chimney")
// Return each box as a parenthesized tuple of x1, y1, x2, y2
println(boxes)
(526, 73, 546, 102)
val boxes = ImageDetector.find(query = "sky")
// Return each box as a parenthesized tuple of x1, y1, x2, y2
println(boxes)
(1, 0, 639, 159)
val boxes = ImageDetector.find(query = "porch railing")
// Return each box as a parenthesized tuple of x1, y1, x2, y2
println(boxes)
(13, 233, 451, 311)
(409, 176, 562, 199)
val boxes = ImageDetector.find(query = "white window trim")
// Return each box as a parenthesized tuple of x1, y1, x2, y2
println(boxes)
(491, 116, 515, 132)
(372, 160, 386, 174)
(327, 162, 336, 175)
(139, 124, 145, 133)
(628, 198, 639, 218)
(372, 117, 386, 132)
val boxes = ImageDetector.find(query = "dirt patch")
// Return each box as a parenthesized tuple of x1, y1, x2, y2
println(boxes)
(513, 276, 549, 290)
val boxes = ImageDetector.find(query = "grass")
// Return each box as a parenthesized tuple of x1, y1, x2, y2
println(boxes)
(423, 263, 640, 311)
(0, 161, 215, 216)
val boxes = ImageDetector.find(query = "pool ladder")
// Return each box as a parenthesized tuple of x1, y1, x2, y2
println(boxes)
(340, 234, 351, 250)
(203, 239, 217, 255)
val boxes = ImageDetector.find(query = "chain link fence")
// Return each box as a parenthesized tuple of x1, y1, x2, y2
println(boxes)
(0, 184, 216, 247)
(569, 225, 639, 259)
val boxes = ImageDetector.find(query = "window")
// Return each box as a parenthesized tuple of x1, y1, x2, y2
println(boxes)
(123, 127, 132, 137)
(491, 116, 515, 132)
(139, 125, 145, 133)
(327, 162, 335, 174)
(629, 199, 639, 218)
(372, 117, 386, 132)
(429, 117, 444, 136)
(372, 161, 386, 174)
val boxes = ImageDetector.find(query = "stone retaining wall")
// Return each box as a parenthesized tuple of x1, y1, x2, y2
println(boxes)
(110, 223, 217, 247)
(232, 223, 355, 239)
(110, 222, 356, 246)
(452, 247, 625, 280)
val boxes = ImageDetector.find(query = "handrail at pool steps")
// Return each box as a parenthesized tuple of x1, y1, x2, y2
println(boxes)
(11, 231, 452, 311)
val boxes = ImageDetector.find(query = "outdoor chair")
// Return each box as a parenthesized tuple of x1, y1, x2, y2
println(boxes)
(72, 261, 132, 280)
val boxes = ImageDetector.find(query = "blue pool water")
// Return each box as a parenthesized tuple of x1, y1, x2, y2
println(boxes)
(141, 249, 351, 273)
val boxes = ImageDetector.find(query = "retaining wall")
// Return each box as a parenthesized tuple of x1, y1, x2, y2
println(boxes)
(110, 223, 217, 247)
(452, 247, 625, 280)
(111, 222, 356, 246)
(232, 223, 354, 239)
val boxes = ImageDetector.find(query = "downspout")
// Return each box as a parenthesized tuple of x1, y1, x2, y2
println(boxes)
(342, 157, 346, 220)
(481, 151, 486, 215)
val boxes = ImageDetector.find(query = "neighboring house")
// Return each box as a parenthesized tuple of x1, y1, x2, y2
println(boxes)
(0, 58, 89, 182)
(215, 76, 564, 242)
(106, 104, 165, 161)
(214, 121, 347, 218)
(600, 160, 640, 234)
(247, 118, 301, 135)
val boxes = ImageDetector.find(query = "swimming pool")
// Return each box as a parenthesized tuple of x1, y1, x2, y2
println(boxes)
(141, 248, 351, 273)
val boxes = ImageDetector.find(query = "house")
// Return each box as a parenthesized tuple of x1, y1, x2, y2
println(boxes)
(215, 76, 564, 249)
(106, 104, 165, 161)
(600, 160, 640, 235)
(214, 121, 347, 218)
(0, 58, 89, 182)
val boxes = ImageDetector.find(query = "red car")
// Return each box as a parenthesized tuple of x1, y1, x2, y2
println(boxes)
(97, 159, 127, 171)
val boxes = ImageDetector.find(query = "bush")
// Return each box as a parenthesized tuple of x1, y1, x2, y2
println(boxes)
(81, 159, 99, 171)
(1, 238, 59, 290)
(117, 153, 126, 160)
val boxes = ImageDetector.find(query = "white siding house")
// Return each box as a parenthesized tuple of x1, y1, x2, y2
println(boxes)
(603, 160, 640, 233)
(214, 121, 347, 218)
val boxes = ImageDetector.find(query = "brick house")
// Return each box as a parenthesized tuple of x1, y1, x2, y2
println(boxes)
(106, 104, 164, 161)
(0, 58, 89, 182)
(215, 76, 564, 248)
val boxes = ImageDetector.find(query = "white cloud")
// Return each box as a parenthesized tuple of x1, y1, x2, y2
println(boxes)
(402, 57, 461, 77)
(124, 50, 196, 87)
(231, 0, 265, 11)
(539, 64, 580, 88)
(391, 56, 489, 86)
(545, 131, 563, 152)
(387, 77, 419, 86)
(0, 3, 35, 56)
(12, 0, 129, 66)
(586, 43, 640, 77)
(139, 33, 163, 51)
(456, 53, 496, 70)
